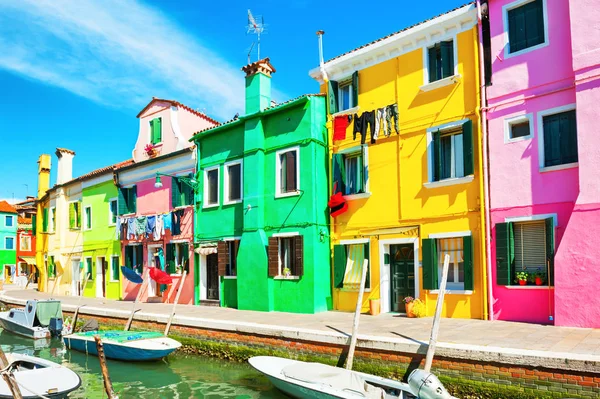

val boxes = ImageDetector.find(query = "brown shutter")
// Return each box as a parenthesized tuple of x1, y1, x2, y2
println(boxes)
(268, 236, 279, 277)
(286, 151, 297, 191)
(294, 235, 304, 277)
(217, 241, 228, 276)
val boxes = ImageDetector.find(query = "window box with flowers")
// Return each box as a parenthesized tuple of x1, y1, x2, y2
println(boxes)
(145, 144, 158, 158)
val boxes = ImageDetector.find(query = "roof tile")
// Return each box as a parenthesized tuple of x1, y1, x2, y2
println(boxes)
(0, 201, 18, 214)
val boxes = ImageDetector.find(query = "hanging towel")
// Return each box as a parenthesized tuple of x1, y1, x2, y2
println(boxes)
(171, 209, 184, 236)
(154, 215, 164, 240)
(127, 218, 136, 239)
(135, 217, 146, 237)
(146, 216, 156, 238)
(333, 115, 350, 141)
(163, 213, 172, 232)
(116, 217, 122, 240)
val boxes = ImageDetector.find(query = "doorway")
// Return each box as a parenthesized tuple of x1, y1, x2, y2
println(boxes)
(95, 257, 106, 298)
(206, 254, 219, 301)
(147, 245, 162, 298)
(390, 244, 415, 313)
(72, 259, 81, 296)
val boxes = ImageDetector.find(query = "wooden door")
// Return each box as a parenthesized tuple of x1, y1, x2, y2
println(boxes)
(390, 244, 415, 313)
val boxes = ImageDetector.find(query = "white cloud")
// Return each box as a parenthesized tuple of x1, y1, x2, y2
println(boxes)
(0, 0, 274, 120)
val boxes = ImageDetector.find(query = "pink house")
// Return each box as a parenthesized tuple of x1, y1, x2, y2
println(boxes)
(482, 0, 600, 327)
(117, 98, 218, 304)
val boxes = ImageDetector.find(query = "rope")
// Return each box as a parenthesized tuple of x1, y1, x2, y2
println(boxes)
(1, 370, 52, 399)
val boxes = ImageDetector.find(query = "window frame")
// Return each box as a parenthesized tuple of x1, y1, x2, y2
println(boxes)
(275, 146, 301, 198)
(4, 237, 15, 250)
(336, 145, 370, 200)
(337, 80, 353, 113)
(272, 232, 301, 279)
(84, 256, 94, 281)
(422, 36, 459, 90)
(504, 113, 534, 143)
(83, 205, 93, 231)
(338, 238, 371, 292)
(110, 255, 120, 282)
(203, 165, 220, 208)
(503, 0, 549, 59)
(223, 160, 243, 205)
(537, 104, 578, 172)
(49, 206, 56, 233)
(149, 117, 162, 146)
(19, 234, 31, 251)
(4, 215, 14, 228)
(108, 198, 118, 226)
(428, 231, 473, 294)
(68, 200, 82, 230)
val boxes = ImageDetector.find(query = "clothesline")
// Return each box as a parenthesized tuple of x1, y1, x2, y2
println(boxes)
(116, 209, 185, 241)
(333, 103, 400, 144)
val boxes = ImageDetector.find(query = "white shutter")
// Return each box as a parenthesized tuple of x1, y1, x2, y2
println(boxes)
(514, 221, 546, 271)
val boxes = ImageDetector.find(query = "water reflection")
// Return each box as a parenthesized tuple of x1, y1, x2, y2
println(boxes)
(0, 329, 285, 399)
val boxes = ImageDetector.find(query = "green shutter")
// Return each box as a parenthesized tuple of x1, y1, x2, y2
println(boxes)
(184, 174, 194, 206)
(327, 80, 339, 114)
(495, 222, 513, 286)
(463, 236, 474, 291)
(428, 46, 438, 82)
(76, 202, 82, 228)
(432, 130, 441, 182)
(332, 154, 346, 194)
(441, 41, 454, 79)
(182, 242, 189, 273)
(118, 188, 128, 215)
(508, 6, 527, 53)
(150, 119, 155, 143)
(130, 186, 137, 213)
(69, 203, 75, 228)
(364, 243, 370, 289)
(135, 245, 144, 274)
(42, 209, 48, 233)
(333, 245, 346, 289)
(125, 246, 133, 269)
(361, 145, 368, 193)
(32, 214, 37, 235)
(462, 119, 474, 176)
(156, 118, 162, 143)
(351, 71, 359, 108)
(422, 238, 438, 290)
(166, 243, 175, 274)
(545, 217, 555, 285)
(171, 177, 181, 208)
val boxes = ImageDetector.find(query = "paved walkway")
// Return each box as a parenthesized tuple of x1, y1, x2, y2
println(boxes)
(2, 285, 600, 373)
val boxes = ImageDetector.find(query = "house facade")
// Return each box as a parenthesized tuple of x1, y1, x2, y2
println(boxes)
(116, 98, 217, 304)
(192, 59, 331, 313)
(0, 201, 18, 283)
(311, 4, 487, 319)
(16, 216, 35, 281)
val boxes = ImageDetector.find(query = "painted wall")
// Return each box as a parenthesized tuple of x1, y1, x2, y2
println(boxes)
(82, 178, 122, 300)
(16, 225, 36, 277)
(318, 17, 485, 319)
(0, 211, 17, 280)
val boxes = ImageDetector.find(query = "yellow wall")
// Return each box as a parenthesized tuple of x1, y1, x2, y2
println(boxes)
(35, 155, 51, 292)
(328, 27, 487, 319)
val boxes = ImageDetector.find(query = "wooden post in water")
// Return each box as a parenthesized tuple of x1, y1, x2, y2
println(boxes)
(164, 270, 187, 336)
(94, 336, 118, 399)
(125, 271, 148, 332)
(424, 254, 450, 373)
(345, 259, 369, 370)
(0, 347, 23, 399)
(71, 273, 91, 334)
(24, 272, 35, 289)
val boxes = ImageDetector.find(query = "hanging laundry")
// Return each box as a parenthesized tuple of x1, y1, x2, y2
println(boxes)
(146, 216, 156, 239)
(163, 213, 172, 232)
(374, 107, 388, 139)
(385, 103, 400, 136)
(116, 217, 122, 240)
(333, 115, 351, 141)
(135, 216, 147, 237)
(127, 218, 136, 239)
(171, 209, 184, 236)
(353, 112, 376, 144)
(154, 215, 164, 240)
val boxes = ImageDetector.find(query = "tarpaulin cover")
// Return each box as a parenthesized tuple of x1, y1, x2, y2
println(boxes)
(149, 267, 172, 285)
(121, 266, 143, 284)
(36, 301, 63, 327)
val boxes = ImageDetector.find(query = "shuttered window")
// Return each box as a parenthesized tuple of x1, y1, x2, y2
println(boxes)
(118, 186, 137, 215)
(172, 175, 195, 208)
(428, 40, 454, 83)
(327, 71, 359, 115)
(85, 257, 93, 281)
(431, 120, 473, 182)
(277, 148, 299, 195)
(543, 110, 578, 167)
(32, 214, 37, 235)
(110, 256, 120, 281)
(42, 208, 48, 233)
(109, 200, 118, 225)
(69, 202, 81, 229)
(508, 0, 545, 54)
(150, 117, 162, 145)
(125, 245, 143, 274)
(332, 146, 369, 196)
(332, 243, 370, 290)
(513, 221, 546, 271)
(267, 235, 304, 278)
(423, 236, 474, 291)
(166, 242, 189, 274)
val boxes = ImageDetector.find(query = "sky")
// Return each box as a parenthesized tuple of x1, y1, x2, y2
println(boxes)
(0, 0, 467, 203)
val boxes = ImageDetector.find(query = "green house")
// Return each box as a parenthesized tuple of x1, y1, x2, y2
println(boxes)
(0, 201, 18, 281)
(191, 59, 332, 313)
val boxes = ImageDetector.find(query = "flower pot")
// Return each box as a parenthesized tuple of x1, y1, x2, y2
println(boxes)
(535, 277, 543, 286)
(406, 301, 415, 317)
(369, 299, 380, 316)
(519, 280, 527, 286)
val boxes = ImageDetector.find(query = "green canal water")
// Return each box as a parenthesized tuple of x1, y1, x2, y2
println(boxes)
(0, 329, 286, 399)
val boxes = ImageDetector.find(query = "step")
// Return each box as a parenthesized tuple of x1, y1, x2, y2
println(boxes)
(146, 296, 163, 303)
(200, 299, 220, 307)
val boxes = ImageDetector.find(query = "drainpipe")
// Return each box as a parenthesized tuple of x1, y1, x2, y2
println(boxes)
(476, 0, 494, 321)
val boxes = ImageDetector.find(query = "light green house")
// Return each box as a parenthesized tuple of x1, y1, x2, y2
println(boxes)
(81, 162, 131, 299)
(0, 201, 18, 281)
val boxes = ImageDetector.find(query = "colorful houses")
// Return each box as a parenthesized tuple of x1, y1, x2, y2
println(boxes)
(15, 198, 37, 284)
(310, 4, 486, 319)
(0, 201, 18, 283)
(192, 59, 331, 313)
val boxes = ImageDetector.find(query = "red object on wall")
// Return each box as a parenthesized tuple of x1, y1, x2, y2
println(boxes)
(333, 116, 350, 141)
(149, 267, 173, 285)
(328, 191, 348, 217)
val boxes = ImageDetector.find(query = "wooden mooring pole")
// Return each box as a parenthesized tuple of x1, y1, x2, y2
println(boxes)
(164, 270, 187, 336)
(125, 271, 148, 332)
(424, 254, 450, 373)
(345, 259, 369, 370)
(94, 336, 118, 399)
(71, 273, 91, 333)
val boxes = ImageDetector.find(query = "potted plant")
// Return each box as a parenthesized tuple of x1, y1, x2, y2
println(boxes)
(283, 267, 291, 278)
(403, 296, 415, 317)
(144, 144, 157, 158)
(534, 271, 545, 286)
(412, 299, 426, 318)
(515, 271, 528, 286)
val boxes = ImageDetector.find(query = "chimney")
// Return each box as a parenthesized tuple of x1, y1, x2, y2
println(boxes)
(55, 148, 75, 185)
(37, 154, 51, 199)
(241, 58, 276, 114)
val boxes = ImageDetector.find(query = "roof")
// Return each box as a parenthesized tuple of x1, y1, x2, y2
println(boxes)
(18, 216, 32, 224)
(115, 146, 195, 174)
(76, 159, 134, 181)
(136, 97, 220, 125)
(322, 3, 473, 64)
(0, 201, 17, 214)
(56, 148, 76, 156)
(241, 58, 276, 76)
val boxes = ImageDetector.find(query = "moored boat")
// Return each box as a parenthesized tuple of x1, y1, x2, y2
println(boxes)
(0, 300, 64, 340)
(0, 352, 81, 399)
(63, 330, 181, 361)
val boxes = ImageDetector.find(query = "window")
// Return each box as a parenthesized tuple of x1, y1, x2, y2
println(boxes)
(203, 167, 220, 207)
(4, 237, 14, 250)
(42, 208, 48, 233)
(326, 72, 359, 114)
(542, 109, 578, 168)
(427, 40, 454, 83)
(224, 161, 242, 204)
(267, 235, 304, 278)
(125, 245, 144, 275)
(332, 242, 370, 290)
(50, 207, 56, 232)
(172, 175, 195, 208)
(69, 202, 81, 229)
(118, 186, 137, 215)
(429, 120, 474, 183)
(84, 206, 92, 230)
(217, 239, 240, 277)
(109, 199, 117, 225)
(20, 235, 31, 251)
(4, 215, 13, 227)
(110, 255, 120, 281)
(150, 117, 162, 145)
(332, 146, 369, 197)
(276, 147, 299, 197)
(506, 0, 546, 55)
(510, 121, 530, 139)
(166, 242, 190, 274)
(496, 217, 554, 286)
(422, 235, 474, 291)
(84, 257, 93, 281)
(505, 114, 533, 142)
(48, 256, 56, 279)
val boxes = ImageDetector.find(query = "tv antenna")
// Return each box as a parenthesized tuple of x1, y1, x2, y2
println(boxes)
(246, 9, 266, 61)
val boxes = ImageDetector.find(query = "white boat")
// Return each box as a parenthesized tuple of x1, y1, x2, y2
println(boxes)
(249, 356, 457, 399)
(0, 300, 65, 340)
(0, 353, 81, 399)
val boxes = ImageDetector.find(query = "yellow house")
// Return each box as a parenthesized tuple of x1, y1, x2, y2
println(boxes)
(35, 154, 51, 293)
(310, 4, 487, 319)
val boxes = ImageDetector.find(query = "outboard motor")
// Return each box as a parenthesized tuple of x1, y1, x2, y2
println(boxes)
(49, 317, 63, 338)
(408, 369, 457, 399)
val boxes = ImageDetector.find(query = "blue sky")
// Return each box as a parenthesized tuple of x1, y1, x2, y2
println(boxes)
(0, 0, 466, 202)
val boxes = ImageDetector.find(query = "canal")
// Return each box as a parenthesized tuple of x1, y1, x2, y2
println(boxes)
(0, 329, 286, 399)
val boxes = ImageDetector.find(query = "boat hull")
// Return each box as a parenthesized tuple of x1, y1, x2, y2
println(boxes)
(63, 333, 180, 361)
(0, 312, 50, 340)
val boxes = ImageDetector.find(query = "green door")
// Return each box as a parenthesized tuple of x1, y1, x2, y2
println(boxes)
(390, 244, 415, 313)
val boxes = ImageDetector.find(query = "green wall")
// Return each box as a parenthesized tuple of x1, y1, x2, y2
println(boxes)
(0, 211, 17, 280)
(82, 179, 122, 299)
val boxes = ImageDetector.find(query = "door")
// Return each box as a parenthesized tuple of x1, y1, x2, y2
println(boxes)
(96, 257, 105, 298)
(72, 260, 81, 296)
(390, 244, 415, 313)
(206, 253, 219, 300)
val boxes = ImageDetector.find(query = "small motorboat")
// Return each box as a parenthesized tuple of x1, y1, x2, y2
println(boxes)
(0, 353, 81, 399)
(249, 356, 457, 399)
(63, 330, 181, 361)
(0, 300, 64, 340)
